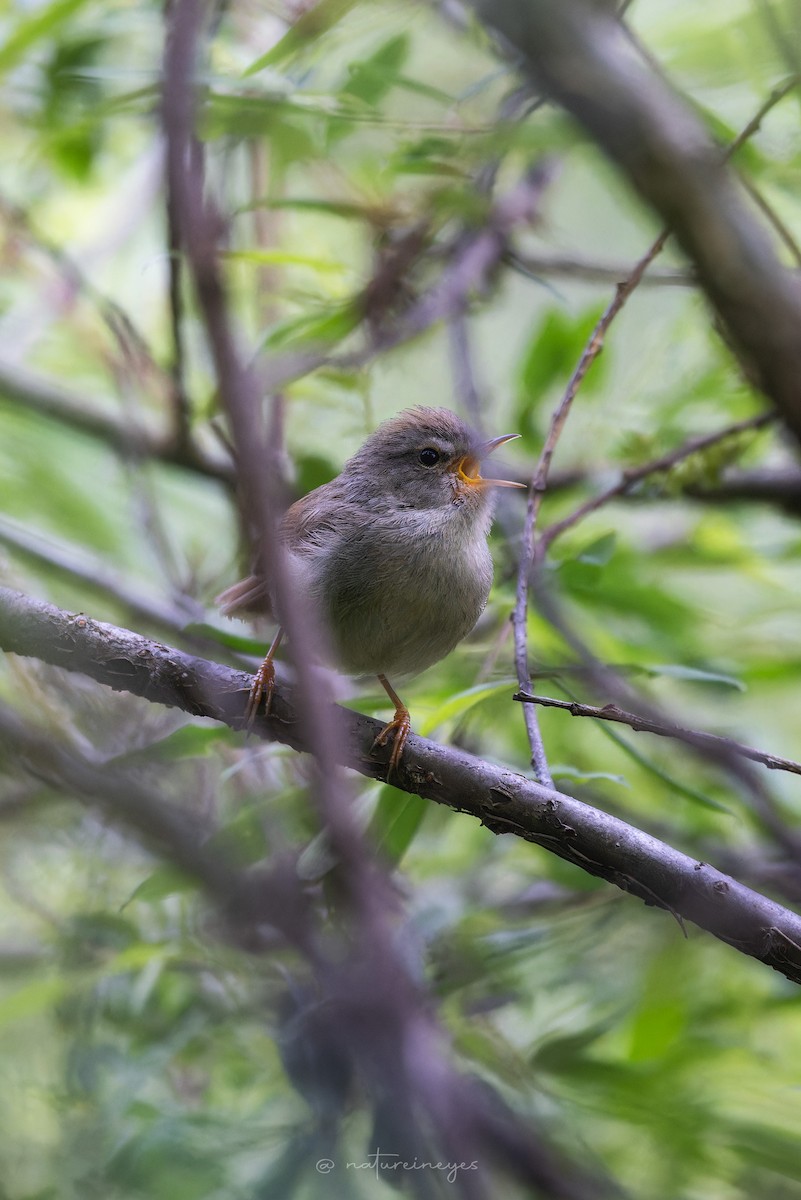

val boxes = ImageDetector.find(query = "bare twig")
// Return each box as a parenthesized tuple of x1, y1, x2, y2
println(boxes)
(740, 173, 801, 270)
(513, 231, 668, 787)
(525, 576, 801, 869)
(514, 691, 801, 779)
(724, 75, 800, 153)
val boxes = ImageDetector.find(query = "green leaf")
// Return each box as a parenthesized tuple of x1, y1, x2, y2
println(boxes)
(551, 764, 629, 787)
(341, 34, 410, 108)
(0, 0, 92, 74)
(297, 829, 339, 880)
(262, 302, 361, 351)
(576, 531, 617, 567)
(244, 197, 375, 221)
(645, 664, 745, 691)
(368, 785, 428, 865)
(203, 98, 317, 165)
(224, 249, 348, 276)
(419, 680, 516, 735)
(123, 867, 197, 907)
(184, 622, 267, 656)
(207, 807, 270, 867)
(518, 303, 607, 408)
(595, 722, 731, 813)
(0, 976, 67, 1026)
(110, 723, 238, 765)
(244, 0, 360, 74)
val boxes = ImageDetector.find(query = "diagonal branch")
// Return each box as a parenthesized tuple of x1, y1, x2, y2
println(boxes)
(474, 0, 801, 450)
(2, 585, 801, 985)
(0, 359, 234, 484)
(514, 691, 801, 779)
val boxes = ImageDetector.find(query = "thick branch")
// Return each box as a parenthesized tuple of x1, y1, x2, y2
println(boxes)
(475, 0, 801, 450)
(2, 586, 801, 984)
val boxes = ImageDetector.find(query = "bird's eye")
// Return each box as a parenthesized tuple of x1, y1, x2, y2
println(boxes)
(418, 448, 440, 466)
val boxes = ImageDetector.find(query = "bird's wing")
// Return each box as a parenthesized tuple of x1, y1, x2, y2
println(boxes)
(281, 481, 356, 555)
(216, 481, 354, 618)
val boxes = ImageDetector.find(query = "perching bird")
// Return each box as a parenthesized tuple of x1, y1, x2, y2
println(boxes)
(217, 406, 524, 771)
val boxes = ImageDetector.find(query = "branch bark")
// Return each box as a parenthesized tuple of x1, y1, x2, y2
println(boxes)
(2, 585, 801, 985)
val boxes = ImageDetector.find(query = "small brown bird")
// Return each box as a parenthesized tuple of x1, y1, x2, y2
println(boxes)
(217, 406, 524, 771)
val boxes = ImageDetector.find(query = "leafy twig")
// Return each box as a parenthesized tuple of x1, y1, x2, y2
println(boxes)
(541, 410, 775, 548)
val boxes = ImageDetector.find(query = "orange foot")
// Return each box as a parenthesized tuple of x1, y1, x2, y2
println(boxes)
(244, 656, 276, 726)
(244, 629, 284, 727)
(372, 705, 411, 777)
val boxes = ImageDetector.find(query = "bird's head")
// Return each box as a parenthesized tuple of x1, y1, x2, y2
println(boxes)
(342, 407, 524, 513)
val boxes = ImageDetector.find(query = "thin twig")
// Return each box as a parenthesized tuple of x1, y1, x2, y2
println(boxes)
(513, 231, 669, 787)
(0, 513, 203, 634)
(477, 0, 801, 447)
(740, 173, 801, 270)
(514, 691, 801, 779)
(506, 251, 694, 287)
(0, 359, 234, 483)
(526, 576, 801, 866)
(724, 75, 800, 156)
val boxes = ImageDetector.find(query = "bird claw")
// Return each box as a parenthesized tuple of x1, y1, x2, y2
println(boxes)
(372, 706, 411, 777)
(245, 657, 276, 726)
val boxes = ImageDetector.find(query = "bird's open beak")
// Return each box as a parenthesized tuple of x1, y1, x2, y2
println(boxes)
(456, 433, 526, 489)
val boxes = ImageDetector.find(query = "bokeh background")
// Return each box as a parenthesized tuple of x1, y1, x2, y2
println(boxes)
(1, 0, 801, 1196)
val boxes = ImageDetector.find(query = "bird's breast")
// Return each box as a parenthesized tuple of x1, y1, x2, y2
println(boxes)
(314, 515, 494, 679)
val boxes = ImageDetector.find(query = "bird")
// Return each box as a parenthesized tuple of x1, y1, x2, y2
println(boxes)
(217, 406, 524, 773)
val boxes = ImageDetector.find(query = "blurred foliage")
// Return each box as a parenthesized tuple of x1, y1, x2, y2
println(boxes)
(1, 0, 801, 1197)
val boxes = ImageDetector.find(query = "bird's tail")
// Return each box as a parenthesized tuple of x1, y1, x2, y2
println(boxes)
(215, 574, 271, 617)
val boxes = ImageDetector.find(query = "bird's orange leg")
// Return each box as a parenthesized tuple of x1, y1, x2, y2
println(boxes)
(245, 628, 284, 726)
(373, 674, 411, 775)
